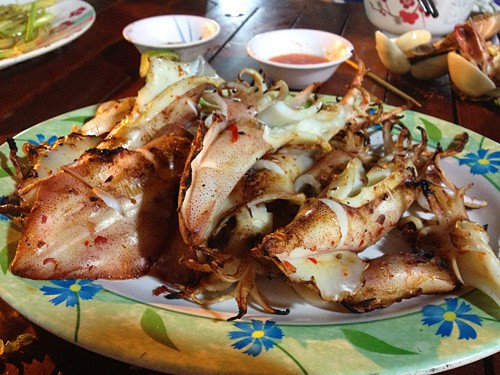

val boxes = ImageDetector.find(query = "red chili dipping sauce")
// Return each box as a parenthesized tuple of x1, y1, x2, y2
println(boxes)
(269, 53, 329, 65)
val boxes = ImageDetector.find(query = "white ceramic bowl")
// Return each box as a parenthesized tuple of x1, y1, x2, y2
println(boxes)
(123, 15, 220, 61)
(364, 0, 475, 36)
(246, 29, 354, 89)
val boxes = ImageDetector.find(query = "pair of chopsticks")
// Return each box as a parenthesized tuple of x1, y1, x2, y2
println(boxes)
(345, 59, 422, 107)
(173, 16, 193, 43)
(418, 0, 439, 18)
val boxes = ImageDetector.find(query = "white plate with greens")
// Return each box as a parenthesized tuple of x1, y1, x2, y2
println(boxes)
(0, 0, 95, 70)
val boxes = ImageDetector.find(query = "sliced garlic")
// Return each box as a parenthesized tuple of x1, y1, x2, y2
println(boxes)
(394, 30, 432, 53)
(375, 31, 411, 74)
(448, 52, 496, 97)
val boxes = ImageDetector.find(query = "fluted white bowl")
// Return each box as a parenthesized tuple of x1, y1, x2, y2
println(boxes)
(123, 15, 220, 61)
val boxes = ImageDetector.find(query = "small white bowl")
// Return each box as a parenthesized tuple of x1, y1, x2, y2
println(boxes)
(246, 29, 353, 89)
(364, 0, 475, 36)
(123, 15, 220, 61)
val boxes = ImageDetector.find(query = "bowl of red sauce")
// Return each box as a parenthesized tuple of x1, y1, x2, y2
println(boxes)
(246, 29, 354, 89)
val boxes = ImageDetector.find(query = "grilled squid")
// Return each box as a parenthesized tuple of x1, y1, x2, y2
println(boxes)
(10, 134, 192, 279)
(342, 250, 459, 312)
(416, 161, 500, 305)
(179, 64, 383, 248)
(257, 154, 419, 301)
(6, 57, 216, 280)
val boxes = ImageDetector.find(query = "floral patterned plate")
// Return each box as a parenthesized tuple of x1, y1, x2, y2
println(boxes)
(0, 0, 95, 70)
(0, 104, 499, 374)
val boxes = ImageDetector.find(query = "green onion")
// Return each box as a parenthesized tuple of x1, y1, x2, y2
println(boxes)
(0, 0, 56, 59)
(25, 2, 37, 42)
(34, 13, 55, 28)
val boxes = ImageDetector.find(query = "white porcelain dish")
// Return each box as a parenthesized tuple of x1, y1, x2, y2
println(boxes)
(0, 0, 95, 70)
(122, 14, 220, 61)
(246, 29, 353, 89)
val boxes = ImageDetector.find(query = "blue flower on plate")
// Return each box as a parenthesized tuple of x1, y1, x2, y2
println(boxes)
(421, 298, 482, 340)
(40, 279, 103, 307)
(458, 148, 500, 175)
(228, 319, 307, 373)
(40, 280, 104, 342)
(28, 133, 58, 146)
(228, 319, 284, 357)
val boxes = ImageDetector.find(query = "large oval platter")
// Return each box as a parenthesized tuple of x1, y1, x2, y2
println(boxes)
(0, 103, 498, 374)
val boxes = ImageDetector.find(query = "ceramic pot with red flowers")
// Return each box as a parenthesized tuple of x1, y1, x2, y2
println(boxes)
(364, 0, 475, 35)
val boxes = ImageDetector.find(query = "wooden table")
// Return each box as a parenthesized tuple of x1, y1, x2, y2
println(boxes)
(0, 0, 498, 373)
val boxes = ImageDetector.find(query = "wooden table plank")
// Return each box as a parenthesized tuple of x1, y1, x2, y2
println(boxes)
(210, 6, 302, 80)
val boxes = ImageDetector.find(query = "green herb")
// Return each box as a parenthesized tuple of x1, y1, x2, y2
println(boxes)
(139, 49, 180, 77)
(0, 0, 56, 59)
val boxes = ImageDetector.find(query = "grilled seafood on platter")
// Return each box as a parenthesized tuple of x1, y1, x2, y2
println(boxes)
(1, 54, 499, 320)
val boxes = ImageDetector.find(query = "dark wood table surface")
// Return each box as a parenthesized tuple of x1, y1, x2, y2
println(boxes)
(0, 0, 498, 373)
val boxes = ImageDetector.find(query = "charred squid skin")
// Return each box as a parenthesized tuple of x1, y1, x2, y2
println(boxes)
(260, 162, 419, 258)
(341, 250, 459, 313)
(177, 120, 207, 245)
(84, 147, 127, 160)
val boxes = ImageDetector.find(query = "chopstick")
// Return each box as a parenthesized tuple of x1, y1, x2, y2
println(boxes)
(418, 0, 439, 18)
(345, 59, 422, 107)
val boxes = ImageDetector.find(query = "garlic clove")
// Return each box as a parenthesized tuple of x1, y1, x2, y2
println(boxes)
(375, 31, 411, 74)
(448, 52, 496, 97)
(394, 30, 432, 53)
